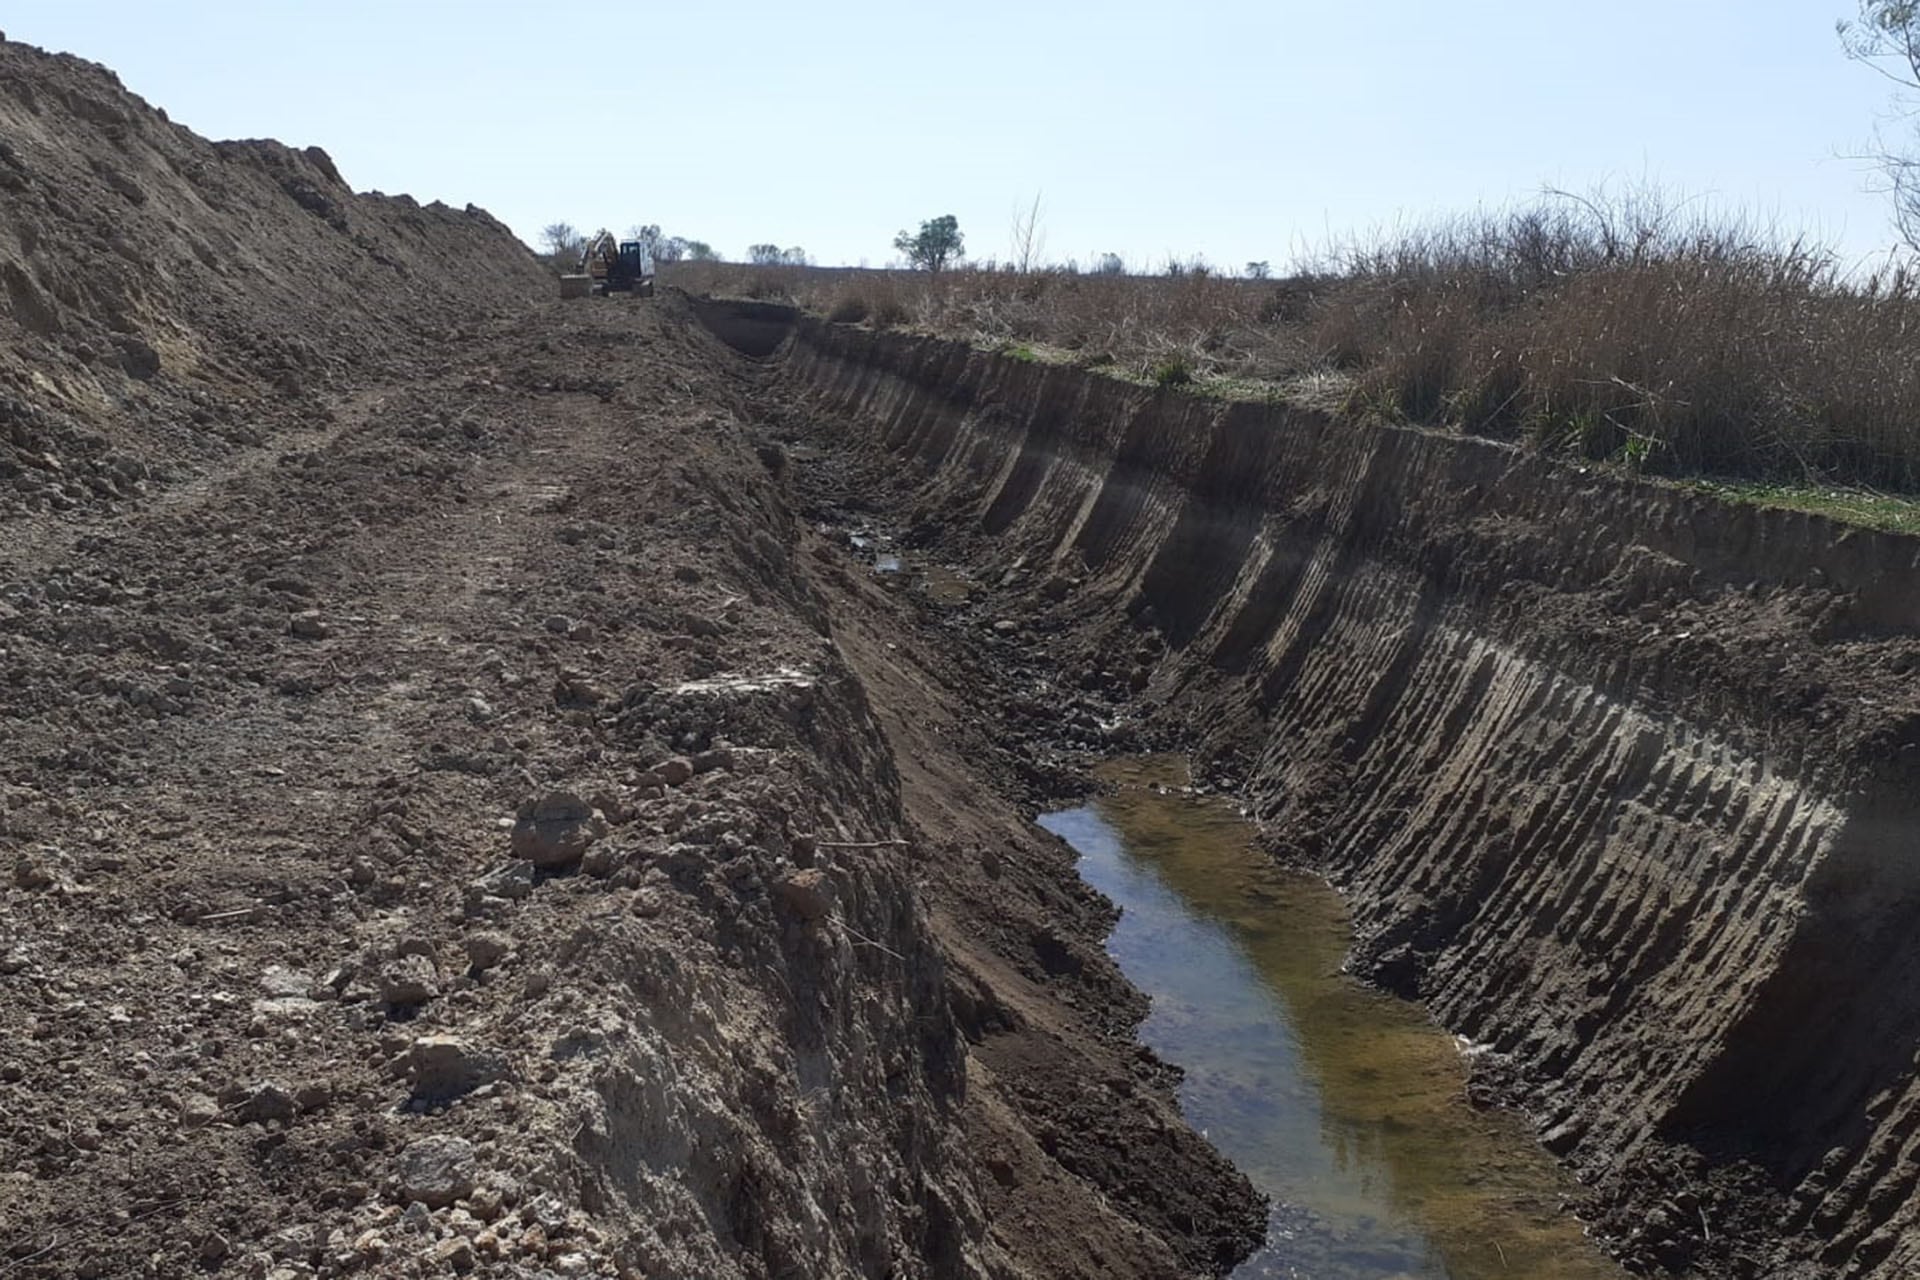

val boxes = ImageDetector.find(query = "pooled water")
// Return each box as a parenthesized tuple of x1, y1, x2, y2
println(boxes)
(1040, 759, 1625, 1280)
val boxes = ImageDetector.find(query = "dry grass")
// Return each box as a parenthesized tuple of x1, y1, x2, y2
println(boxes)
(1311, 200, 1920, 491)
(665, 199, 1920, 496)
(665, 259, 1312, 385)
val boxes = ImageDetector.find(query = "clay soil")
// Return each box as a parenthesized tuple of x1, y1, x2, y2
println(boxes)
(0, 291, 1265, 1278)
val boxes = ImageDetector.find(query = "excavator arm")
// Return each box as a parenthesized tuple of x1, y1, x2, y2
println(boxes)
(563, 229, 654, 298)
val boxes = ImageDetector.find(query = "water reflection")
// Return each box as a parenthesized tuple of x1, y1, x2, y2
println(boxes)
(1039, 759, 1622, 1280)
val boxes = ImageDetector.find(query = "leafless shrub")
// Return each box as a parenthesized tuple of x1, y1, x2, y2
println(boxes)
(664, 196, 1920, 491)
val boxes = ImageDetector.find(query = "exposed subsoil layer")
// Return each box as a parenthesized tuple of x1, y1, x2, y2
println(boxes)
(0, 289, 1274, 1276)
(14, 32, 1920, 1280)
(756, 313, 1920, 1279)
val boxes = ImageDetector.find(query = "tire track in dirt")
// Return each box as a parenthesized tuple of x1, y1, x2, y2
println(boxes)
(2, 298, 1266, 1278)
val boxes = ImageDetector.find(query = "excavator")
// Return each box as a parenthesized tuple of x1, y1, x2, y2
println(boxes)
(571, 230, 654, 297)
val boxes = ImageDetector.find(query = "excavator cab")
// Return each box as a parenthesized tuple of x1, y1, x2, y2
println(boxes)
(567, 230, 655, 298)
(609, 240, 655, 296)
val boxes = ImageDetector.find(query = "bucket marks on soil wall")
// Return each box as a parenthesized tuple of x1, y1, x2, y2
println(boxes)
(1042, 759, 1623, 1280)
(761, 315, 1920, 1274)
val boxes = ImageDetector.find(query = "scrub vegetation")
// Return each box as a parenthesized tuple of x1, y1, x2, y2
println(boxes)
(667, 192, 1920, 526)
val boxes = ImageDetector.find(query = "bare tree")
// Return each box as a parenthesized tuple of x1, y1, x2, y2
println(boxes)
(540, 221, 584, 264)
(1009, 192, 1047, 272)
(620, 226, 699, 263)
(625, 224, 669, 260)
(1841, 2, 1920, 249)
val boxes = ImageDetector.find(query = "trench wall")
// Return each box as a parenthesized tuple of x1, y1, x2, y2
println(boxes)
(772, 317, 1920, 1275)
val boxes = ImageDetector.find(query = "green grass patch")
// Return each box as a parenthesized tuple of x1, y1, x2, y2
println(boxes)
(1152, 356, 1195, 387)
(1683, 480, 1920, 536)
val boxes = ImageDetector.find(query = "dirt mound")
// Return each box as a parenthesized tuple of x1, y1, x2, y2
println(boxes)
(0, 236, 1267, 1280)
(0, 35, 547, 516)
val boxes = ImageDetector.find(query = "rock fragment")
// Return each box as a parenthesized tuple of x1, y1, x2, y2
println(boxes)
(397, 1135, 476, 1209)
(509, 792, 600, 869)
(405, 1035, 508, 1099)
(653, 757, 694, 787)
(379, 954, 440, 1006)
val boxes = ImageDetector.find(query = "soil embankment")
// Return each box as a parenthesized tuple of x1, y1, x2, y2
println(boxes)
(0, 291, 1264, 1276)
(0, 36, 549, 519)
(758, 315, 1920, 1277)
(15, 27, 1920, 1275)
(0, 35, 1264, 1279)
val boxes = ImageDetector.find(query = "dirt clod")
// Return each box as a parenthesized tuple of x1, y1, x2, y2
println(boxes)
(465, 932, 511, 972)
(288, 611, 330, 639)
(508, 791, 600, 868)
(237, 1082, 298, 1124)
(430, 1236, 477, 1273)
(775, 868, 835, 921)
(379, 954, 440, 1006)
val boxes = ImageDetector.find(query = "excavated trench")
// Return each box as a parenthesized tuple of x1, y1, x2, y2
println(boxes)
(694, 296, 1920, 1277)
(1043, 757, 1624, 1278)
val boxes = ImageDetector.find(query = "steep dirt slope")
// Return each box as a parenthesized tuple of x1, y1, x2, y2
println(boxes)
(0, 42, 1269, 1276)
(769, 317, 1920, 1278)
(0, 289, 1263, 1278)
(0, 35, 548, 517)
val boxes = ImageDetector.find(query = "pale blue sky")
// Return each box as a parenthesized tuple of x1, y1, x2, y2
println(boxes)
(3, 2, 1906, 269)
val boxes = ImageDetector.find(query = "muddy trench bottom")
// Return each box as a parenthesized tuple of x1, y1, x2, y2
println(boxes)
(1040, 758, 1626, 1280)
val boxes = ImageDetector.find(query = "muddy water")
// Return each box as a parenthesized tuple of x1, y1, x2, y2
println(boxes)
(869, 547, 973, 605)
(1040, 760, 1625, 1280)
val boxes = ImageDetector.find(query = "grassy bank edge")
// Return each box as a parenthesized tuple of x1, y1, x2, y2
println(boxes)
(764, 303, 1920, 541)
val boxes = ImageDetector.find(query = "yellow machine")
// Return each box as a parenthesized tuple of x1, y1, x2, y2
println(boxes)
(576, 230, 655, 296)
